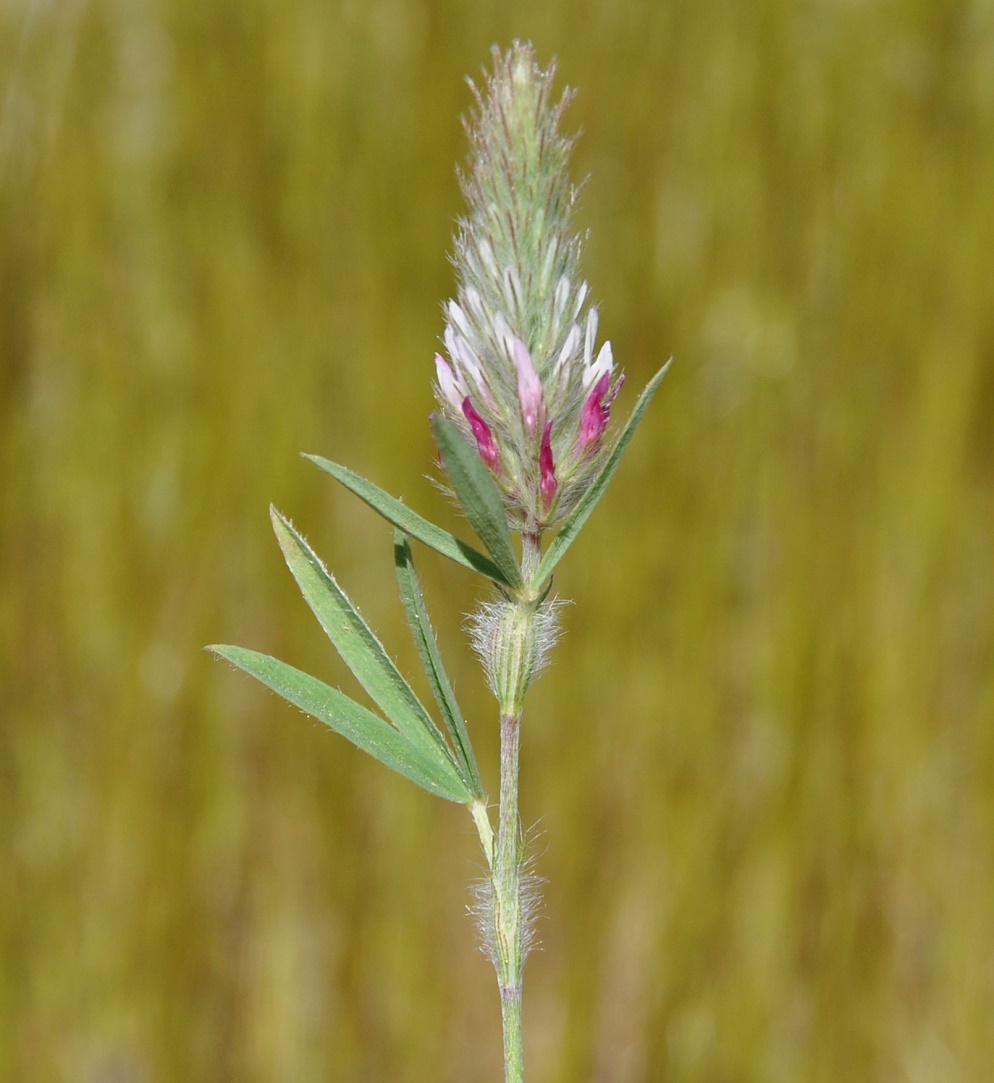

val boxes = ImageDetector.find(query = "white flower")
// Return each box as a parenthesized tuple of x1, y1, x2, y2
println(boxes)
(584, 340, 614, 389)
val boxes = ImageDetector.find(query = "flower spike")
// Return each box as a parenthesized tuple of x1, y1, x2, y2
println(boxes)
(430, 41, 638, 529)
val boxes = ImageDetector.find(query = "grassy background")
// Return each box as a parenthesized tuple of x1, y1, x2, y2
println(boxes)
(2, 1, 993, 1079)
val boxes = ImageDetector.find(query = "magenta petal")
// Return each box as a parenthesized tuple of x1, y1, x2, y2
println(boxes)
(461, 397, 499, 470)
(540, 421, 558, 509)
(578, 372, 611, 450)
(578, 372, 624, 453)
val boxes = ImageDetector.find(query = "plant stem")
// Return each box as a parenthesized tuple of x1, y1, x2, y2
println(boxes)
(486, 531, 542, 1080)
(494, 708, 523, 1082)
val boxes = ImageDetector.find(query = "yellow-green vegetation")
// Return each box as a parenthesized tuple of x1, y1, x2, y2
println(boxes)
(2, 2, 992, 1080)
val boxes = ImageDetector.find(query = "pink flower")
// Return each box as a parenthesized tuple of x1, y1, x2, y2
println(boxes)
(578, 372, 624, 453)
(539, 422, 558, 509)
(512, 338, 544, 435)
(461, 397, 499, 470)
(435, 354, 464, 409)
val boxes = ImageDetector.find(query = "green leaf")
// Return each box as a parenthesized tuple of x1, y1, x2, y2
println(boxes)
(394, 531, 483, 799)
(209, 645, 472, 802)
(430, 416, 522, 590)
(270, 507, 456, 770)
(303, 454, 515, 588)
(534, 361, 671, 585)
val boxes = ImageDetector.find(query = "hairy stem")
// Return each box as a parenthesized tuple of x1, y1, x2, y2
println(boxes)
(490, 529, 543, 1079)
(494, 708, 523, 1082)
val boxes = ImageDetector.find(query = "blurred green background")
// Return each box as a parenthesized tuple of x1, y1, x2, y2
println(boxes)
(2, 0, 993, 1079)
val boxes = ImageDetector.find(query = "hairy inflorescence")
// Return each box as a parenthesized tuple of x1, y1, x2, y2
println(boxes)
(433, 42, 626, 535)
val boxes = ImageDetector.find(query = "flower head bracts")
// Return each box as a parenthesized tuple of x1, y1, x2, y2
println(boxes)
(431, 42, 626, 534)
